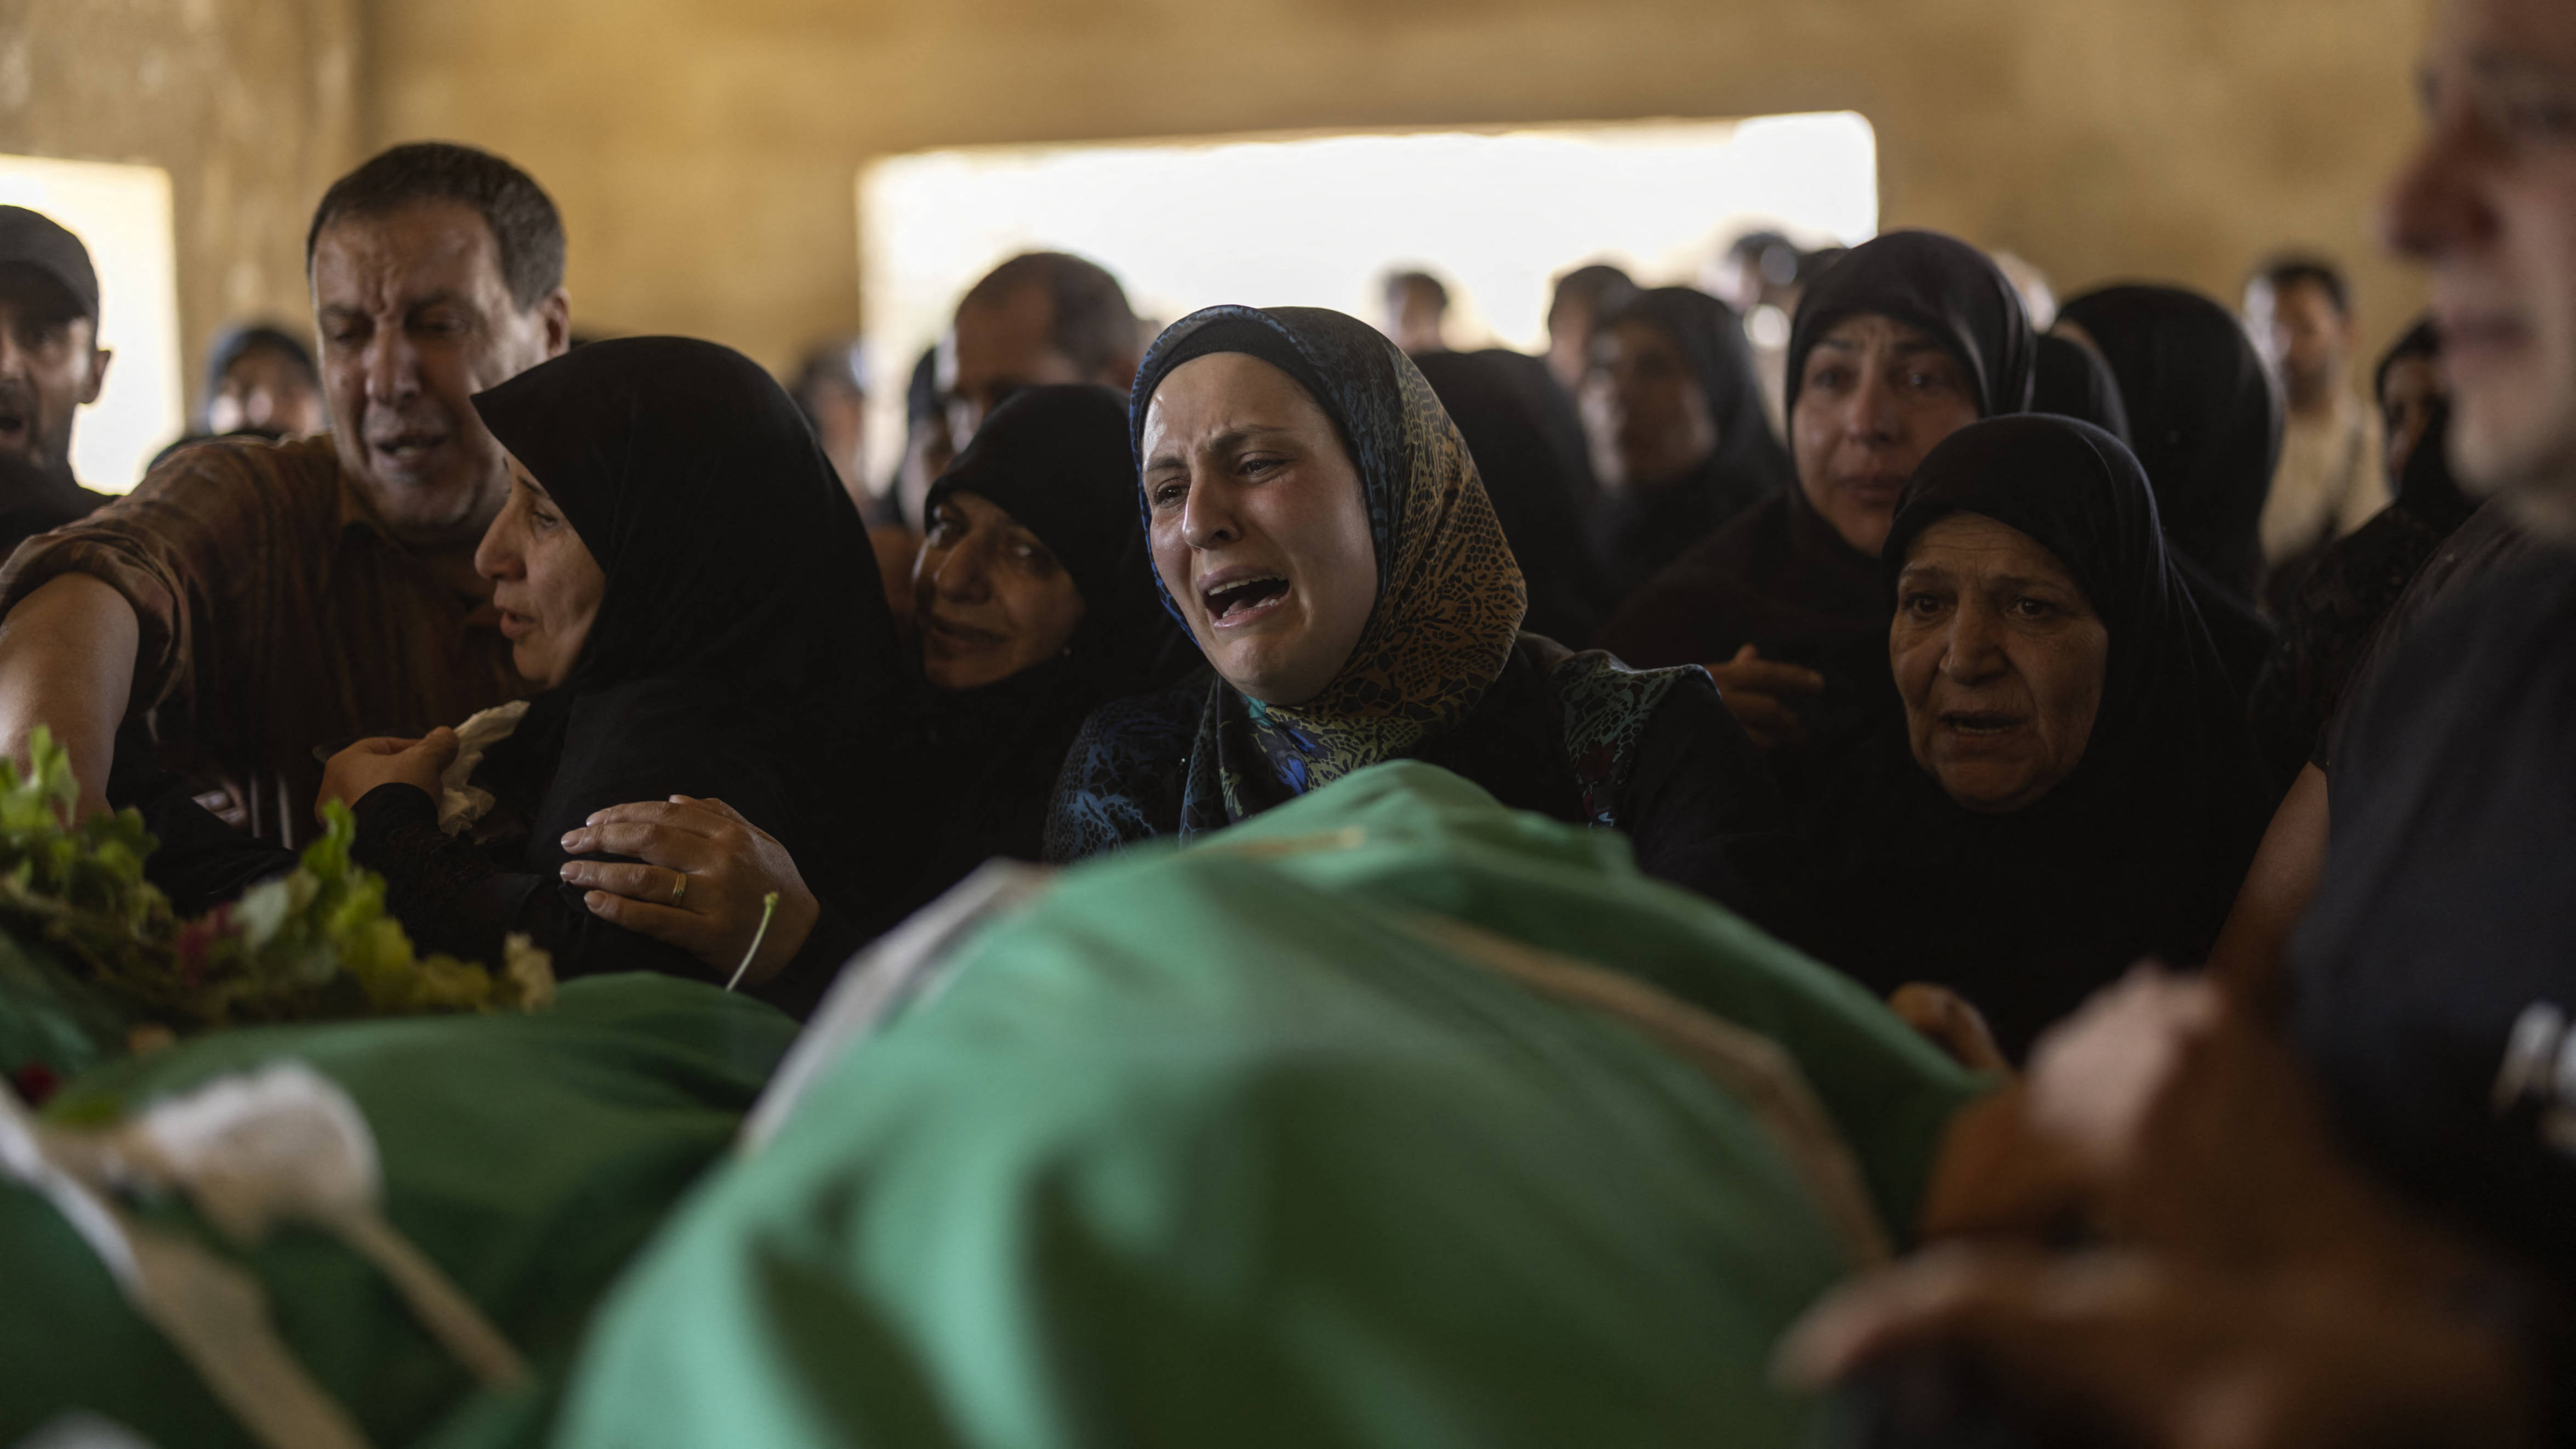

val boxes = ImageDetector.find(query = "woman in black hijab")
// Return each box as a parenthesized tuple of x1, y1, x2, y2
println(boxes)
(559, 385, 1194, 978)
(1410, 346, 1612, 645)
(2056, 284, 2282, 700)
(1594, 230, 2033, 798)
(1045, 304, 1779, 901)
(1745, 416, 2272, 1059)
(1577, 287, 1793, 589)
(909, 384, 1189, 882)
(316, 337, 916, 1018)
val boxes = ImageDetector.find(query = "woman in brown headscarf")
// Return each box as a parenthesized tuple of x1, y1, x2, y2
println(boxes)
(1044, 304, 1780, 901)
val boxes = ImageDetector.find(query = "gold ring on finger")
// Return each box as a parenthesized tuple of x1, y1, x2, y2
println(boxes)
(669, 873, 688, 905)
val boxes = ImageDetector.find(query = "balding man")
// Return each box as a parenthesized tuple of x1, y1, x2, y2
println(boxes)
(0, 141, 569, 840)
(938, 251, 1140, 448)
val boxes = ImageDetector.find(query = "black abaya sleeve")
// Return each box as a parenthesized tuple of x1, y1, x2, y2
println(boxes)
(1612, 680, 1783, 907)
(351, 782, 721, 986)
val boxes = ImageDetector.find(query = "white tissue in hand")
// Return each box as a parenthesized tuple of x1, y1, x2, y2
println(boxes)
(438, 698, 532, 835)
(128, 1062, 379, 1241)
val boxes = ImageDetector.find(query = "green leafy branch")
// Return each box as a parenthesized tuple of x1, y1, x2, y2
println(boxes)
(0, 728, 552, 1028)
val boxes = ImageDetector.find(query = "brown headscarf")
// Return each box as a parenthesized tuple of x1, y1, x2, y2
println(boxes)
(1128, 304, 1527, 816)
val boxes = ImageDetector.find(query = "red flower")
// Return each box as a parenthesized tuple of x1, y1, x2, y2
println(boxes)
(173, 904, 232, 988)
(10, 1061, 59, 1107)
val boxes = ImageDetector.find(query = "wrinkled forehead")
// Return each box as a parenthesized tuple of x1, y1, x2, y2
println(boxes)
(310, 200, 509, 309)
(1810, 310, 1948, 357)
(1139, 351, 1335, 457)
(1902, 510, 2078, 586)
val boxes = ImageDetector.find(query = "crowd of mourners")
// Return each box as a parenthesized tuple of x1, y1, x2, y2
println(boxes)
(4, 0, 2576, 1436)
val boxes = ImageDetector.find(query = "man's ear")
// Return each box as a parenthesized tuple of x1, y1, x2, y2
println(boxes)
(538, 289, 572, 359)
(81, 345, 111, 407)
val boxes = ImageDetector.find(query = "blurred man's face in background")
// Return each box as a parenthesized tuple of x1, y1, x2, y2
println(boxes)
(2385, 0, 2576, 535)
(2245, 275, 2353, 411)
(0, 266, 108, 479)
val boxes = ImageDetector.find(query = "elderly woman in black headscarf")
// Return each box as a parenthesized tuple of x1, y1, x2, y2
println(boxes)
(1044, 304, 1780, 900)
(314, 337, 916, 1018)
(2055, 285, 2282, 700)
(1743, 416, 2273, 1059)
(1594, 231, 2033, 799)
(1577, 287, 1793, 590)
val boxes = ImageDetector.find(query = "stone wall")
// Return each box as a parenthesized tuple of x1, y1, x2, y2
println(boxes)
(6, 0, 2438, 387)
(0, 0, 361, 416)
(373, 0, 2439, 373)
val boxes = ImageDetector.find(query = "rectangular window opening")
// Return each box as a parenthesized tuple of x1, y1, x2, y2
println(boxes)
(857, 111, 1878, 486)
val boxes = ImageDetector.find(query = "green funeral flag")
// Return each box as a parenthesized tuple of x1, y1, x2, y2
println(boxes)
(556, 760, 1988, 1449)
(0, 974, 795, 1449)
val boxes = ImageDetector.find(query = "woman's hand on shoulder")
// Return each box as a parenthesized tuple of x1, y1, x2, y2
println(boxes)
(317, 728, 458, 820)
(1703, 644, 1825, 753)
(557, 795, 820, 988)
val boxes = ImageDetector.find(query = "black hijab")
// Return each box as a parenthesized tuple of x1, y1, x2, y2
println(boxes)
(922, 384, 1181, 700)
(1583, 287, 1793, 588)
(2030, 333, 2132, 443)
(913, 384, 1189, 876)
(1783, 230, 2036, 422)
(1410, 347, 1611, 644)
(1756, 416, 2272, 1058)
(469, 336, 915, 911)
(2056, 285, 2282, 599)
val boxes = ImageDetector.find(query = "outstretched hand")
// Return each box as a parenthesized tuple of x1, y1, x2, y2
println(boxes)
(317, 728, 458, 819)
(557, 795, 820, 988)
(1775, 1242, 2531, 1449)
(1703, 644, 1825, 753)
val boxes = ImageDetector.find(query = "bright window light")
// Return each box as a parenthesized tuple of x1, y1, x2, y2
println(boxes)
(0, 153, 181, 494)
(858, 112, 1877, 484)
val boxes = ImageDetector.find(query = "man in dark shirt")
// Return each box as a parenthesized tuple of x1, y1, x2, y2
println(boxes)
(0, 143, 564, 842)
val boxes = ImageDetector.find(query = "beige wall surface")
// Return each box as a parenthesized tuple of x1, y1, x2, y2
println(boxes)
(0, 0, 361, 418)
(8, 0, 2437, 388)
(373, 0, 2441, 375)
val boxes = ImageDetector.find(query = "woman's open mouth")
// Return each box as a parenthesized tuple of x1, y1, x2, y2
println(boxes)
(1940, 710, 2026, 738)
(1201, 573, 1291, 628)
(924, 612, 1005, 651)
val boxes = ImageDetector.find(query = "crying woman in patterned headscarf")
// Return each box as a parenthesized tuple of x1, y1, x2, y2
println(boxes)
(1043, 304, 1782, 902)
